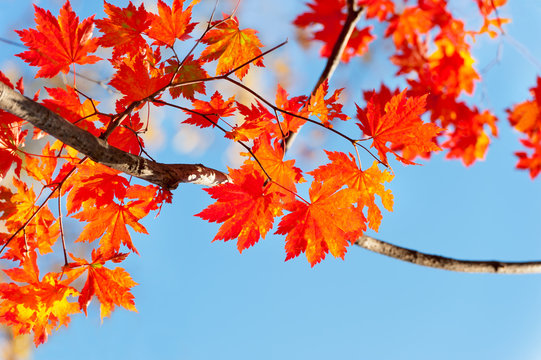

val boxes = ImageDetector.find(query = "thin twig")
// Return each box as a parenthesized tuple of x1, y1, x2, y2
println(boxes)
(58, 185, 68, 266)
(224, 76, 359, 143)
(227, 41, 287, 76)
(0, 37, 25, 48)
(153, 99, 274, 182)
(0, 158, 83, 256)
(119, 124, 156, 162)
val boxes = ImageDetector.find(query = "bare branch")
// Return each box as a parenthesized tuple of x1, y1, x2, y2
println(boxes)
(0, 82, 229, 189)
(356, 235, 541, 274)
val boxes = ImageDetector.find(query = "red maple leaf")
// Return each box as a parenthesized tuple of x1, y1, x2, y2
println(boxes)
(356, 90, 442, 165)
(42, 85, 100, 136)
(200, 16, 264, 79)
(272, 84, 308, 137)
(109, 52, 173, 109)
(146, 0, 197, 47)
(515, 137, 541, 179)
(196, 167, 283, 253)
(428, 39, 480, 96)
(442, 108, 497, 166)
(108, 112, 145, 155)
(63, 161, 130, 214)
(294, 0, 374, 62)
(15, 0, 101, 78)
(95, 1, 151, 59)
(183, 91, 236, 128)
(360, 0, 395, 21)
(476, 0, 507, 16)
(0, 74, 27, 179)
(276, 181, 364, 266)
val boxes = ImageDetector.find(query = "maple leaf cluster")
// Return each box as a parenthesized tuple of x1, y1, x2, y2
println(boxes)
(0, 0, 531, 347)
(294, 0, 507, 166)
(507, 77, 541, 178)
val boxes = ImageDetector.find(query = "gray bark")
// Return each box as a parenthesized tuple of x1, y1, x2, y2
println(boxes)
(0, 81, 229, 189)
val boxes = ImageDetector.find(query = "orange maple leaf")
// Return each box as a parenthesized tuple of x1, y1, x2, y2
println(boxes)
(1, 179, 59, 261)
(66, 250, 137, 319)
(166, 55, 208, 100)
(244, 134, 305, 197)
(385, 7, 433, 48)
(507, 77, 541, 177)
(477, 17, 510, 38)
(507, 77, 541, 137)
(225, 122, 268, 142)
(0, 252, 80, 346)
(357, 90, 442, 165)
(276, 181, 364, 266)
(183, 91, 236, 128)
(146, 0, 197, 47)
(15, 0, 101, 78)
(226, 101, 275, 141)
(95, 1, 151, 59)
(196, 167, 283, 253)
(200, 16, 264, 79)
(73, 201, 148, 256)
(25, 143, 58, 185)
(307, 80, 348, 127)
(309, 152, 393, 231)
(125, 184, 172, 215)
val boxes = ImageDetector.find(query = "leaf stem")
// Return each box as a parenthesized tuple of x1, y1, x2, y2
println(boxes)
(58, 185, 68, 267)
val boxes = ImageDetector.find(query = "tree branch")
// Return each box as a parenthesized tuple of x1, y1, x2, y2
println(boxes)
(0, 82, 229, 189)
(3, 81, 541, 273)
(313, 4, 364, 93)
(284, 4, 364, 151)
(356, 235, 541, 274)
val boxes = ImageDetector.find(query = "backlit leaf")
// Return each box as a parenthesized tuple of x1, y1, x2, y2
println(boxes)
(200, 16, 264, 79)
(16, 0, 101, 78)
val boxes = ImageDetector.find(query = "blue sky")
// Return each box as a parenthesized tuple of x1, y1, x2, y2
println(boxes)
(1, 0, 541, 359)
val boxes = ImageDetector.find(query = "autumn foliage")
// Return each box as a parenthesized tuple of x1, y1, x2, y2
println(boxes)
(0, 0, 535, 347)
